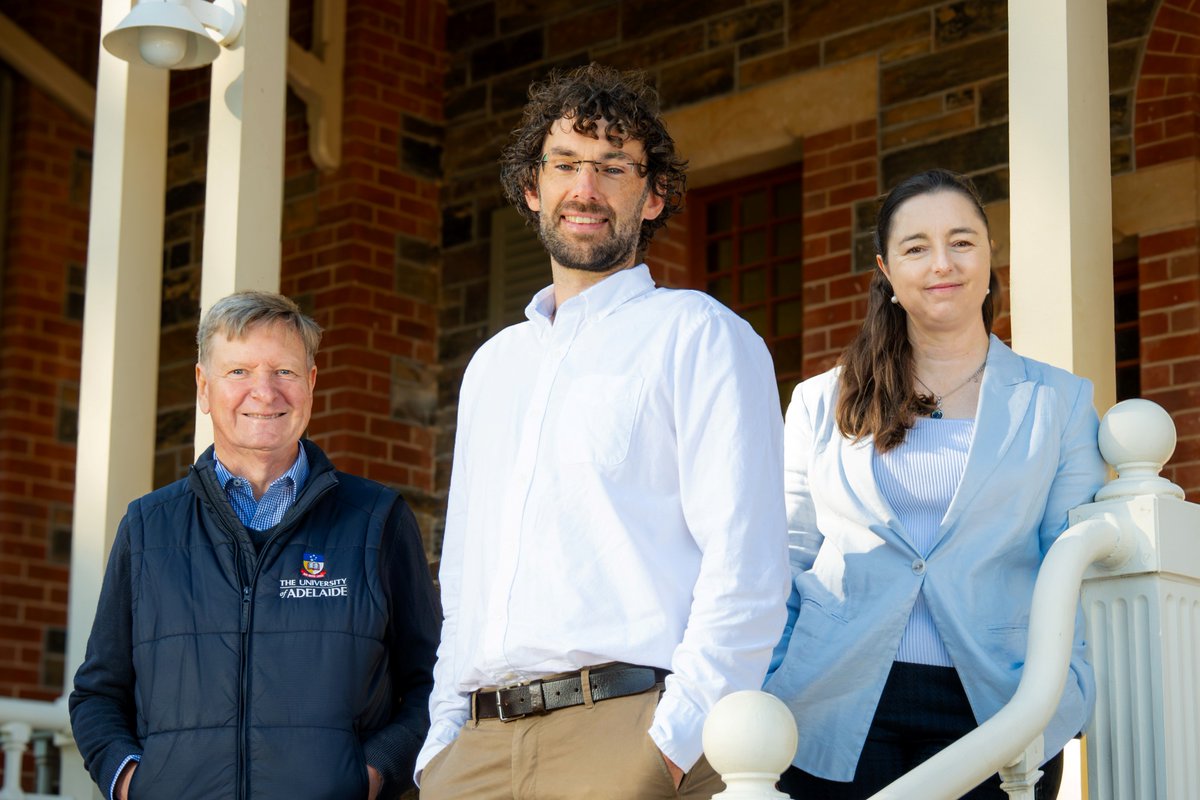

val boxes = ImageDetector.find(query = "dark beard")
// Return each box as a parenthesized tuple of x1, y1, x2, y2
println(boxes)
(537, 200, 642, 273)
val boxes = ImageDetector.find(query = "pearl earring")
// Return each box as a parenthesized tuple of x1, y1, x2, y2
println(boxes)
(890, 295, 898, 304)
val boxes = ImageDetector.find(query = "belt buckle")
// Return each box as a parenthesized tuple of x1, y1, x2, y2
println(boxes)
(495, 688, 526, 722)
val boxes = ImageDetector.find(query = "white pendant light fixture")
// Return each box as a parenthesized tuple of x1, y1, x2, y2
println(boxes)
(103, 0, 245, 70)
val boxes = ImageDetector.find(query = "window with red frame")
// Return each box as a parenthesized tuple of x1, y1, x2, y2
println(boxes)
(690, 166, 804, 405)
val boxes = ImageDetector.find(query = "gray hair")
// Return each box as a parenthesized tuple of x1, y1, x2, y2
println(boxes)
(197, 291, 322, 367)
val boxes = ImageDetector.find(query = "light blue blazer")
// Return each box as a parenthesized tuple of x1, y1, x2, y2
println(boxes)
(764, 335, 1106, 781)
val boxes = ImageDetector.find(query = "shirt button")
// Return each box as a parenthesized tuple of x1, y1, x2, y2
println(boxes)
(912, 559, 926, 576)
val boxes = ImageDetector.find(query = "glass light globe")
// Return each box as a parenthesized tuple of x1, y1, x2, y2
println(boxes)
(137, 25, 189, 68)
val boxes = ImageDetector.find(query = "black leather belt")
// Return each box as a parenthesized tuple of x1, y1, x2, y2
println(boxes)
(473, 663, 669, 721)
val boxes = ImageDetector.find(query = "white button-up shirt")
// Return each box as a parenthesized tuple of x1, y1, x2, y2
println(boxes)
(417, 265, 790, 776)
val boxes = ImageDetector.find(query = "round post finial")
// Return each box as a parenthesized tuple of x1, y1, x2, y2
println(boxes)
(1095, 399, 1185, 501)
(703, 691, 797, 798)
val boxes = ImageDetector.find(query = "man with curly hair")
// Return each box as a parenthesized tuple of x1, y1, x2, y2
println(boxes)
(418, 64, 790, 799)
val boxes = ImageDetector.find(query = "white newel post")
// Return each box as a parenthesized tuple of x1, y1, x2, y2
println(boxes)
(1075, 399, 1199, 799)
(703, 691, 797, 799)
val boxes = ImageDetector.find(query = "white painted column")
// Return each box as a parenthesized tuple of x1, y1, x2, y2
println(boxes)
(1007, 0, 1116, 411)
(196, 0, 289, 455)
(69, 0, 169, 678)
(64, 3, 170, 798)
(1077, 400, 1198, 799)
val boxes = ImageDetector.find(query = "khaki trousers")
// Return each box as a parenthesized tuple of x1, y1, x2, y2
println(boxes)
(420, 688, 724, 799)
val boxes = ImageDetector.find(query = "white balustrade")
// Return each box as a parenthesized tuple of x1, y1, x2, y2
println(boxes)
(1079, 398, 1198, 799)
(0, 698, 81, 800)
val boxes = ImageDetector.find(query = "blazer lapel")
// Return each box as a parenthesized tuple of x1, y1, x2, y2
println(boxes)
(937, 336, 1033, 540)
(841, 433, 910, 547)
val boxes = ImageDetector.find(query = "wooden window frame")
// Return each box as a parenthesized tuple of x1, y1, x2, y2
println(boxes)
(688, 164, 806, 396)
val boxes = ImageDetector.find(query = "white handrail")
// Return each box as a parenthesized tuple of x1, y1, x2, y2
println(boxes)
(868, 516, 1133, 799)
(0, 698, 69, 732)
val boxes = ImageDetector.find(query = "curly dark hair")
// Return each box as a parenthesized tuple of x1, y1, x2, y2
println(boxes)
(499, 63, 688, 253)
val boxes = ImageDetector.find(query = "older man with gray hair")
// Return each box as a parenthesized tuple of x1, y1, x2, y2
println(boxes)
(70, 291, 439, 800)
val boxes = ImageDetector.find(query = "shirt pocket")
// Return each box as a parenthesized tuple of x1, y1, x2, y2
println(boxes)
(557, 375, 643, 466)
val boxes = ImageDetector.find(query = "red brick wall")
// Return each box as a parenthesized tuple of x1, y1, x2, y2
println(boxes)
(153, 1, 449, 549)
(1133, 0, 1200, 168)
(800, 121, 880, 377)
(282, 0, 448, 548)
(0, 3, 96, 698)
(1138, 226, 1200, 496)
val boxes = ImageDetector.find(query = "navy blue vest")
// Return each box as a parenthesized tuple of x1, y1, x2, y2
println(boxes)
(124, 445, 394, 799)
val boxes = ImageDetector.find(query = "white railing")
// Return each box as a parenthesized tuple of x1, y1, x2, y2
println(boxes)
(0, 696, 78, 800)
(703, 398, 1199, 799)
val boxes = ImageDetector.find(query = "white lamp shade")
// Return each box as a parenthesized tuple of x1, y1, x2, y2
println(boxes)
(102, 0, 221, 69)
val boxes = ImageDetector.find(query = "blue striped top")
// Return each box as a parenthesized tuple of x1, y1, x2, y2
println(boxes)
(873, 416, 974, 667)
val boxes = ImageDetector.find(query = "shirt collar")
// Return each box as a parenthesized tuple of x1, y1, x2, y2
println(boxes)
(213, 442, 309, 495)
(525, 264, 656, 329)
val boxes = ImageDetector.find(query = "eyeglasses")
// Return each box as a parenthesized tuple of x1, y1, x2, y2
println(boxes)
(539, 155, 648, 184)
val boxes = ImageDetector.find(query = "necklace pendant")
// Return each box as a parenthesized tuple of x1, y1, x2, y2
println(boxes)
(930, 409, 944, 419)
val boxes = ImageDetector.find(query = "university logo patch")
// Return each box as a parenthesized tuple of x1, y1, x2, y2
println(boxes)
(301, 553, 327, 578)
(281, 553, 348, 599)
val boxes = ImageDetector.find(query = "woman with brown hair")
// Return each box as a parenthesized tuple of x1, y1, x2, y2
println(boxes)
(764, 169, 1106, 798)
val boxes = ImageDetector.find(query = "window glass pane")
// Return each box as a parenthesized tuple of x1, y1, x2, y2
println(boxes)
(773, 337, 803, 373)
(775, 299, 803, 336)
(742, 306, 768, 337)
(707, 239, 733, 272)
(775, 222, 802, 257)
(776, 260, 803, 295)
(741, 190, 767, 225)
(741, 230, 767, 265)
(740, 269, 767, 304)
(774, 181, 804, 216)
(708, 197, 733, 233)
(696, 167, 808, 384)
(707, 275, 732, 304)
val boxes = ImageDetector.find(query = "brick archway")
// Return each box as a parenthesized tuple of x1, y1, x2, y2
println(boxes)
(1133, 0, 1200, 168)
(1127, 0, 1200, 496)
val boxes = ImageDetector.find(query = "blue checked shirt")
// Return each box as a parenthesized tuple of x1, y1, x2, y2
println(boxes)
(214, 444, 309, 530)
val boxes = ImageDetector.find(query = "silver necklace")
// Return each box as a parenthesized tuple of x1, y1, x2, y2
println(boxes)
(915, 360, 986, 419)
